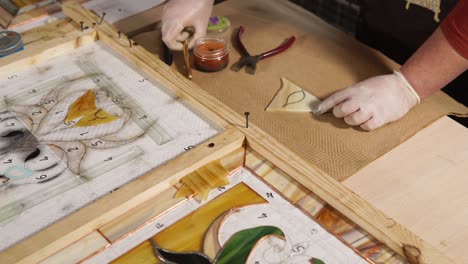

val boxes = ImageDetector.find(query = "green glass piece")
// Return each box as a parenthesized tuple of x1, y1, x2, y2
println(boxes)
(215, 225, 285, 264)
(311, 258, 326, 264)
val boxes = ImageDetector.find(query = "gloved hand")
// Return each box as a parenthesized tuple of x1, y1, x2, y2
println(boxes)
(314, 71, 420, 131)
(162, 0, 214, 50)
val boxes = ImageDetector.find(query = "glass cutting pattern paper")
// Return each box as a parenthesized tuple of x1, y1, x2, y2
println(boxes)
(87, 168, 370, 264)
(0, 42, 220, 250)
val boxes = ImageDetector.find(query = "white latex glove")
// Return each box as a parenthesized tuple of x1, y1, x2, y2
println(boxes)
(315, 71, 421, 131)
(162, 0, 214, 50)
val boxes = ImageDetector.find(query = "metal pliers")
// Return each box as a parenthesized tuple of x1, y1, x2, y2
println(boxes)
(232, 26, 296, 75)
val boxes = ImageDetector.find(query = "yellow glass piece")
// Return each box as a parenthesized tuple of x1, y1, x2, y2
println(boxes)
(174, 184, 195, 199)
(65, 90, 98, 123)
(155, 183, 265, 252)
(115, 241, 157, 264)
(74, 109, 119, 127)
(181, 175, 207, 199)
(176, 161, 230, 200)
(113, 183, 267, 263)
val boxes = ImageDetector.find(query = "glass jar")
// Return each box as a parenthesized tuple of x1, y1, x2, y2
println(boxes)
(193, 37, 229, 72)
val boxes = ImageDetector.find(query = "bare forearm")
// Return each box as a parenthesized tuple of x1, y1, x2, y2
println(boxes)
(400, 27, 468, 100)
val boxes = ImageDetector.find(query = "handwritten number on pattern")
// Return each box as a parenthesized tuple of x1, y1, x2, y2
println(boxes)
(36, 175, 47, 180)
(68, 147, 79, 152)
(156, 223, 164, 229)
(91, 141, 103, 146)
(113, 97, 125, 103)
(184, 145, 195, 151)
(310, 228, 318, 235)
(291, 245, 306, 253)
(258, 213, 267, 219)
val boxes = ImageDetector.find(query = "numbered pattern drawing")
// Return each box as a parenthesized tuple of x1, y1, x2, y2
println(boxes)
(0, 42, 220, 250)
(104, 169, 368, 264)
(0, 66, 171, 222)
(265, 78, 321, 113)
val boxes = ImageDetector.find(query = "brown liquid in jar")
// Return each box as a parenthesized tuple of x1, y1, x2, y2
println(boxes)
(193, 38, 229, 72)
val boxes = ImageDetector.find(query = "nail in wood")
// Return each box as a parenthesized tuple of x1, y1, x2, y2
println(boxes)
(244, 112, 250, 128)
(118, 31, 121, 39)
(99, 12, 106, 25)
(128, 37, 133, 48)
(80, 21, 84, 32)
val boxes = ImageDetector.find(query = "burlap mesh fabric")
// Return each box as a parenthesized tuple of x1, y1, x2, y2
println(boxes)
(138, 0, 468, 181)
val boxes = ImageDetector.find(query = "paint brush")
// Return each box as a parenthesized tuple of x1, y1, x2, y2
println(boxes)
(183, 39, 192, 80)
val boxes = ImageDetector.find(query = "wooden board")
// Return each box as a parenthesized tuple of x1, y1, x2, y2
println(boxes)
(0, 3, 457, 264)
(1, 0, 88, 29)
(40, 231, 109, 264)
(0, 4, 14, 27)
(345, 117, 468, 263)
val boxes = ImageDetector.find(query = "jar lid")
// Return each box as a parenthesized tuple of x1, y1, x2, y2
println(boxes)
(0, 31, 23, 56)
(207, 16, 230, 34)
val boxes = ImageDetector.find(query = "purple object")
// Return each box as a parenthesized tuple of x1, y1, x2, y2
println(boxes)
(209, 16, 220, 25)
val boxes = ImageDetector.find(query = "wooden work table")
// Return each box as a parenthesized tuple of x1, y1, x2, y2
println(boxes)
(114, 1, 468, 263)
(3, 0, 467, 263)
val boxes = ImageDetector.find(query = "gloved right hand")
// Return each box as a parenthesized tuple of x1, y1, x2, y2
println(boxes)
(162, 0, 214, 50)
(314, 71, 420, 131)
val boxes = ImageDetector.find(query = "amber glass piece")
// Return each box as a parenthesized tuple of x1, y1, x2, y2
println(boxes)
(175, 161, 230, 200)
(65, 90, 98, 123)
(74, 109, 119, 127)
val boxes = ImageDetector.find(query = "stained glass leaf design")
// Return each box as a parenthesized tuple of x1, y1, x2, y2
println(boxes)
(215, 226, 285, 264)
(310, 258, 326, 264)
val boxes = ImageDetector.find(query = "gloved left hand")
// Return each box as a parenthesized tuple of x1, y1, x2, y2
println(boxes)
(162, 0, 214, 50)
(314, 71, 420, 131)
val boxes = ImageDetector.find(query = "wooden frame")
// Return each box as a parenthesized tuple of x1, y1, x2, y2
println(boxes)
(0, 3, 453, 264)
(0, 0, 88, 29)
